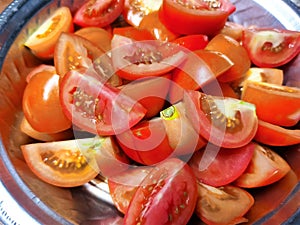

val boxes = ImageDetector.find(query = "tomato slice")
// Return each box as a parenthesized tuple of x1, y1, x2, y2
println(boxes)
(172, 34, 209, 51)
(254, 120, 300, 146)
(242, 28, 300, 68)
(22, 70, 72, 133)
(159, 0, 235, 35)
(241, 80, 300, 127)
(116, 117, 174, 165)
(24, 7, 73, 59)
(122, 0, 163, 27)
(195, 183, 254, 225)
(73, 0, 125, 28)
(234, 143, 291, 188)
(183, 90, 258, 148)
(111, 35, 187, 80)
(59, 68, 146, 136)
(20, 138, 100, 187)
(189, 142, 255, 187)
(124, 158, 198, 225)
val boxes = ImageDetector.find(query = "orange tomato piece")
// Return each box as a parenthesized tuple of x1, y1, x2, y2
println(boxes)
(113, 26, 155, 41)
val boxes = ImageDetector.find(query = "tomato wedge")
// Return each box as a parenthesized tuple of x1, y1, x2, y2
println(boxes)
(159, 0, 235, 35)
(241, 80, 300, 127)
(242, 28, 300, 67)
(59, 68, 146, 136)
(73, 0, 125, 28)
(124, 158, 198, 225)
(184, 90, 258, 148)
(111, 35, 187, 80)
(195, 183, 254, 225)
(113, 26, 154, 41)
(189, 142, 255, 187)
(172, 34, 209, 51)
(234, 143, 291, 188)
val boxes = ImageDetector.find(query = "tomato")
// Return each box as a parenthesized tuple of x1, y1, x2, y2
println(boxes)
(242, 28, 300, 68)
(22, 70, 71, 133)
(116, 117, 174, 165)
(26, 64, 56, 83)
(24, 7, 73, 59)
(195, 183, 254, 225)
(168, 49, 233, 103)
(120, 74, 171, 118)
(189, 142, 255, 187)
(205, 34, 251, 82)
(159, 0, 235, 35)
(183, 90, 258, 148)
(160, 102, 207, 156)
(73, 0, 125, 28)
(113, 26, 154, 41)
(108, 166, 152, 214)
(122, 0, 163, 27)
(123, 158, 198, 225)
(111, 35, 187, 80)
(172, 34, 209, 51)
(254, 120, 300, 146)
(219, 21, 245, 41)
(138, 11, 180, 41)
(20, 116, 73, 142)
(59, 68, 146, 136)
(20, 138, 100, 187)
(241, 80, 300, 127)
(75, 27, 113, 52)
(234, 143, 291, 188)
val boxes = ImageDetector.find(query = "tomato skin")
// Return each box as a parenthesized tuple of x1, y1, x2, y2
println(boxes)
(234, 143, 291, 188)
(59, 68, 146, 136)
(159, 0, 235, 36)
(113, 26, 155, 41)
(172, 34, 209, 51)
(242, 28, 300, 68)
(183, 90, 258, 148)
(24, 7, 74, 59)
(124, 158, 198, 225)
(22, 70, 71, 133)
(189, 142, 255, 187)
(73, 0, 125, 28)
(254, 120, 300, 146)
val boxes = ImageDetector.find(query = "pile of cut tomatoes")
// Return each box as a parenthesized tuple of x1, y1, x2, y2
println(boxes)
(20, 0, 300, 224)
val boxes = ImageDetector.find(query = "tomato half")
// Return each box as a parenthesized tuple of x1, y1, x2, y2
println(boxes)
(73, 0, 125, 28)
(241, 80, 300, 127)
(242, 28, 300, 67)
(59, 68, 146, 136)
(22, 70, 71, 133)
(24, 7, 73, 59)
(234, 143, 291, 188)
(189, 142, 255, 187)
(111, 35, 187, 80)
(172, 34, 209, 51)
(195, 183, 254, 225)
(254, 120, 300, 146)
(183, 90, 258, 148)
(21, 138, 99, 187)
(123, 158, 198, 225)
(159, 0, 235, 35)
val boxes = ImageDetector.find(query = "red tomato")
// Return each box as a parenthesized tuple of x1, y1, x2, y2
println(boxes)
(189, 142, 255, 187)
(241, 80, 300, 127)
(119, 74, 171, 118)
(113, 26, 154, 41)
(108, 166, 152, 214)
(254, 120, 300, 146)
(234, 143, 291, 188)
(122, 0, 163, 27)
(159, 0, 235, 35)
(172, 34, 209, 51)
(22, 70, 71, 133)
(116, 117, 174, 165)
(26, 64, 56, 83)
(111, 35, 187, 80)
(24, 7, 73, 59)
(73, 0, 125, 28)
(195, 183, 254, 225)
(124, 158, 198, 225)
(242, 28, 300, 68)
(183, 91, 258, 148)
(59, 68, 146, 136)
